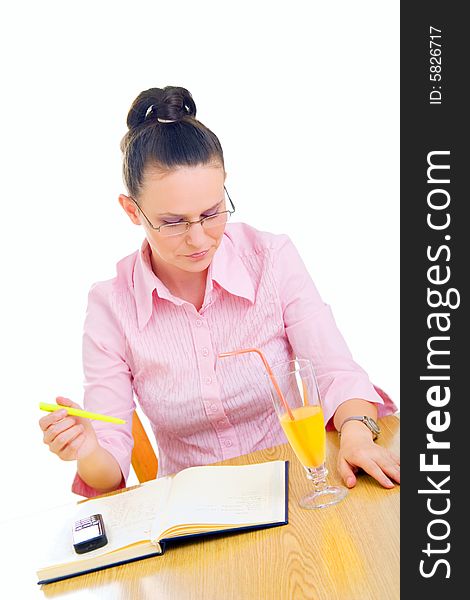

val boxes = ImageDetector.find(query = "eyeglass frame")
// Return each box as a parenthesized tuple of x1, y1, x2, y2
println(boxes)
(129, 185, 235, 235)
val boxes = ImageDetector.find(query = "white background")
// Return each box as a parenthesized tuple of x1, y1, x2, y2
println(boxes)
(0, 1, 399, 519)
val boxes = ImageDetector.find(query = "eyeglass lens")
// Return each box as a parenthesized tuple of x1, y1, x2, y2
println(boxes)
(159, 212, 230, 237)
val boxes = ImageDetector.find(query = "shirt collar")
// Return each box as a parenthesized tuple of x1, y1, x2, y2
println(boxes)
(133, 232, 255, 331)
(133, 239, 157, 330)
(210, 231, 255, 304)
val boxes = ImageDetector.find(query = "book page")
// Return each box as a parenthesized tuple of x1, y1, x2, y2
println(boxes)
(37, 476, 172, 569)
(152, 460, 286, 540)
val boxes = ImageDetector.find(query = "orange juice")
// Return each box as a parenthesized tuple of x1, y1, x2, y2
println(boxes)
(279, 405, 325, 468)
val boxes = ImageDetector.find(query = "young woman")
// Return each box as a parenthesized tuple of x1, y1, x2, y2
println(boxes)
(39, 86, 399, 497)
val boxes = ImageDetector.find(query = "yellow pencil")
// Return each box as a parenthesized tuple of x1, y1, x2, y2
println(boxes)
(39, 402, 126, 425)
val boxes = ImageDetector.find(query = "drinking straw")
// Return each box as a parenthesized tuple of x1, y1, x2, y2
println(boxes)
(218, 348, 295, 421)
(302, 379, 309, 406)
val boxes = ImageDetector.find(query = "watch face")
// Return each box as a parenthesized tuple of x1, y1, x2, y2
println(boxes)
(364, 416, 380, 434)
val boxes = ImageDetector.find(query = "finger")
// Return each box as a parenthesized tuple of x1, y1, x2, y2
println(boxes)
(377, 449, 400, 483)
(55, 397, 91, 428)
(381, 461, 401, 484)
(56, 396, 83, 410)
(360, 458, 395, 488)
(50, 424, 84, 454)
(49, 424, 84, 454)
(39, 408, 69, 432)
(59, 432, 86, 461)
(43, 417, 78, 445)
(337, 457, 358, 488)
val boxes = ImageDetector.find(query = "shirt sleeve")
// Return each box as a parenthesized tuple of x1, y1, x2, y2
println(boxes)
(71, 283, 136, 497)
(272, 234, 397, 430)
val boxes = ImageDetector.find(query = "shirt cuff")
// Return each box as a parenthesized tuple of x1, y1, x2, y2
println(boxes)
(71, 471, 126, 498)
(324, 380, 399, 431)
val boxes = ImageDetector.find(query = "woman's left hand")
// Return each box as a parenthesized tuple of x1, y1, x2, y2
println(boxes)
(336, 420, 400, 489)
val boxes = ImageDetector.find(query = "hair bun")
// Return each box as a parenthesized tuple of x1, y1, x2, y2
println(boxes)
(126, 86, 197, 130)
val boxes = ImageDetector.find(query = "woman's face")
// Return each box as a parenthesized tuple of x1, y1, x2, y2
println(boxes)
(120, 164, 227, 278)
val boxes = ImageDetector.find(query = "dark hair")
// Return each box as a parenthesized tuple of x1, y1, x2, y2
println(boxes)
(120, 86, 225, 198)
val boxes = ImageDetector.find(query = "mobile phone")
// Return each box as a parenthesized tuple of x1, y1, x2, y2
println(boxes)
(72, 514, 108, 554)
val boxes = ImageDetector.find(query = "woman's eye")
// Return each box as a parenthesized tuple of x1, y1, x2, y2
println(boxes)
(162, 219, 184, 225)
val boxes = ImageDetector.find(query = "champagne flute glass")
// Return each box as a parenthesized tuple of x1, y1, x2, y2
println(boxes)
(266, 358, 348, 509)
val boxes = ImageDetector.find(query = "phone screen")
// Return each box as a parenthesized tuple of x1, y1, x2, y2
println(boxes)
(73, 523, 101, 544)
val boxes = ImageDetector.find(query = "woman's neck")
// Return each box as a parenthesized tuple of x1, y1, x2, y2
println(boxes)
(150, 253, 208, 304)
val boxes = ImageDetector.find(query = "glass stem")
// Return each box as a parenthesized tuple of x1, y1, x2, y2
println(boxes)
(305, 465, 328, 492)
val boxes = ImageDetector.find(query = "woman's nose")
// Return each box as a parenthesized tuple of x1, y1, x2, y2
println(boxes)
(185, 221, 209, 247)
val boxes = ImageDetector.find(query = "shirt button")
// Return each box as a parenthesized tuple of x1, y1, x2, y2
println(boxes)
(218, 420, 226, 427)
(209, 404, 217, 412)
(195, 320, 203, 327)
(205, 377, 212, 385)
(202, 347, 209, 357)
(222, 439, 233, 448)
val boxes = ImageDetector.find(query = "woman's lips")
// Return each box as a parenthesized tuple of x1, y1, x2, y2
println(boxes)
(184, 249, 209, 260)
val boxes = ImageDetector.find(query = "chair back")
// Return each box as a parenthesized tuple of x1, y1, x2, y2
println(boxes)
(131, 411, 158, 483)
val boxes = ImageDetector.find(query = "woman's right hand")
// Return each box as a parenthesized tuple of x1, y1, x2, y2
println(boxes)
(39, 396, 100, 461)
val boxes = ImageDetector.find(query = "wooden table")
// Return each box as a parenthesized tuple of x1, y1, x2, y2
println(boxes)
(4, 415, 399, 600)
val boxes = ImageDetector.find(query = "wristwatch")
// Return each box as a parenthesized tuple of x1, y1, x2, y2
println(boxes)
(339, 416, 381, 440)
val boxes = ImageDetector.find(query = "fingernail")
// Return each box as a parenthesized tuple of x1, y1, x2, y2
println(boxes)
(347, 477, 355, 487)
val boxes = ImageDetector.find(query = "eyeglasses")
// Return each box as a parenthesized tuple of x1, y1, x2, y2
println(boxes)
(130, 186, 235, 237)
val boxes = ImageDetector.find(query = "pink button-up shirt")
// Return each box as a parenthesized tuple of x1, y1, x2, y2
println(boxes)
(72, 222, 396, 497)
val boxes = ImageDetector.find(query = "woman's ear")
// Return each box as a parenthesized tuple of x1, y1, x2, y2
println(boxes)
(118, 194, 142, 226)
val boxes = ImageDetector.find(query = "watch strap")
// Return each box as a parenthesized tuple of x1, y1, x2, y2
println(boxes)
(339, 416, 380, 440)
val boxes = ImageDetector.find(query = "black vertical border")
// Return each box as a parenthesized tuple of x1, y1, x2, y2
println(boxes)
(401, 2, 466, 595)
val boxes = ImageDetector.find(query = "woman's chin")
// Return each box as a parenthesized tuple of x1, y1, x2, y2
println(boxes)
(181, 257, 212, 272)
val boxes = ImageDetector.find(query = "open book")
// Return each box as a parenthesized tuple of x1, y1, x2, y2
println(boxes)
(37, 460, 288, 584)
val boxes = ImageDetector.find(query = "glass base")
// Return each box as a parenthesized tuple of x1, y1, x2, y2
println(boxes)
(299, 464, 348, 509)
(299, 485, 348, 509)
